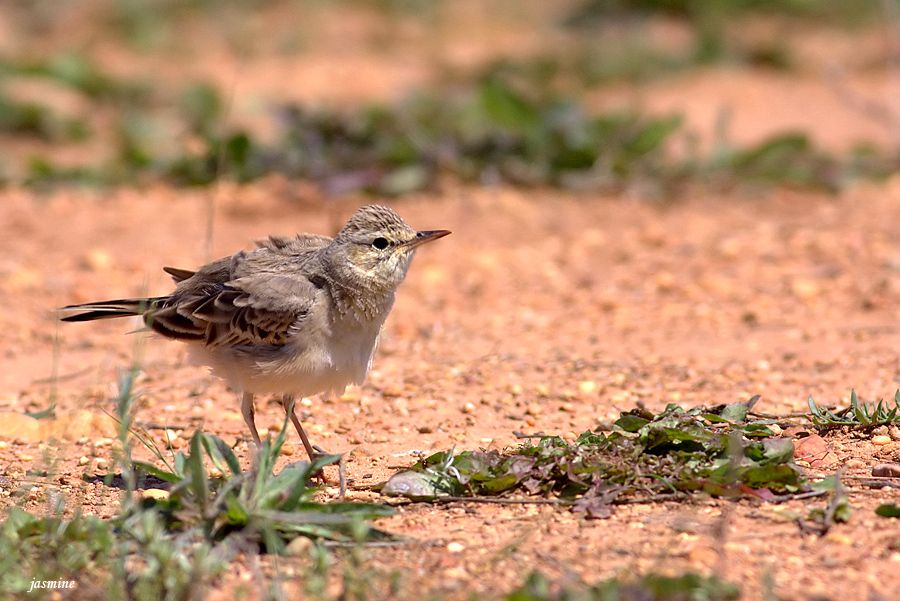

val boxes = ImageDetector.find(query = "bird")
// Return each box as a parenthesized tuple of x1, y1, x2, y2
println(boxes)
(60, 204, 450, 465)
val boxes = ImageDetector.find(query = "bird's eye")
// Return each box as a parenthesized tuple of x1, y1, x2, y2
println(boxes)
(372, 237, 389, 250)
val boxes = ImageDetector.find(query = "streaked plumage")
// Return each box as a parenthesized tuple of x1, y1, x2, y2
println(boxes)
(60, 205, 450, 463)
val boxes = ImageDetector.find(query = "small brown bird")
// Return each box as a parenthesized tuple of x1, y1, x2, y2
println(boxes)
(61, 205, 450, 463)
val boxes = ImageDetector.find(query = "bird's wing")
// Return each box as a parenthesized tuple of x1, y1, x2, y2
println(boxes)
(255, 233, 332, 253)
(148, 248, 323, 347)
(163, 266, 195, 283)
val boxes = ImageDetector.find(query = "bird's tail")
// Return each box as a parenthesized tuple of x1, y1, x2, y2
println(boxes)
(59, 297, 168, 322)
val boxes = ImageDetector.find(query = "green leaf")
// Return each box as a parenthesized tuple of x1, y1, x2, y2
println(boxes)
(614, 414, 650, 433)
(187, 431, 209, 513)
(200, 433, 241, 476)
(720, 403, 749, 423)
(760, 438, 794, 465)
(875, 504, 900, 518)
(479, 76, 539, 130)
(132, 460, 180, 484)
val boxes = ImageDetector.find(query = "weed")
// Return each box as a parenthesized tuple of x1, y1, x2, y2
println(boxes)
(0, 366, 392, 599)
(506, 570, 739, 601)
(807, 390, 900, 431)
(383, 398, 807, 514)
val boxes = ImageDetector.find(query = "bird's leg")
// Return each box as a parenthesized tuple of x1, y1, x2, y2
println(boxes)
(281, 394, 318, 461)
(241, 392, 261, 446)
(281, 394, 346, 495)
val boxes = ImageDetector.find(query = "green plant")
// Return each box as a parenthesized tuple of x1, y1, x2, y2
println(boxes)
(506, 570, 740, 601)
(130, 423, 394, 551)
(808, 390, 900, 430)
(383, 398, 806, 515)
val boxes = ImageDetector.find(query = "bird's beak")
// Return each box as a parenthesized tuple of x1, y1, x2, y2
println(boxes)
(406, 229, 451, 249)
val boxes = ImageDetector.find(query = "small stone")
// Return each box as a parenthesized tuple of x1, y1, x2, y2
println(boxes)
(285, 536, 313, 556)
(446, 542, 465, 553)
(688, 546, 717, 568)
(280, 443, 295, 456)
(526, 403, 542, 416)
(461, 402, 476, 414)
(824, 532, 853, 545)
(0, 412, 42, 443)
(82, 249, 113, 271)
(872, 435, 892, 446)
(78, 456, 89, 466)
(578, 380, 597, 394)
(164, 429, 180, 448)
(444, 567, 468, 579)
(417, 425, 433, 434)
(142, 488, 170, 501)
(845, 458, 866, 470)
(889, 426, 900, 441)
(872, 463, 900, 477)
(791, 278, 820, 300)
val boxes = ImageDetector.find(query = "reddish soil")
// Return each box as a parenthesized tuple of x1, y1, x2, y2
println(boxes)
(1, 3, 900, 599)
(1, 181, 899, 600)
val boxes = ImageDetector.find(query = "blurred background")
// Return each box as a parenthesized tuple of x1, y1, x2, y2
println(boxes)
(2, 0, 899, 198)
(2, 6, 900, 599)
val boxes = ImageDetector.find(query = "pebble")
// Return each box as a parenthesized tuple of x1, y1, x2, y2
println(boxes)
(0, 412, 42, 443)
(526, 403, 542, 416)
(791, 278, 820, 300)
(461, 402, 476, 414)
(82, 249, 113, 271)
(142, 488, 170, 501)
(164, 429, 180, 448)
(285, 536, 312, 556)
(872, 435, 891, 446)
(446, 542, 465, 553)
(444, 567, 468, 579)
(578, 380, 597, 394)
(872, 463, 900, 477)
(78, 456, 89, 466)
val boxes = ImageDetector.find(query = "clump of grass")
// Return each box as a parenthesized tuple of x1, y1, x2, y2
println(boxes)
(0, 366, 392, 599)
(383, 398, 809, 515)
(24, 71, 897, 196)
(506, 570, 740, 601)
(0, 52, 150, 103)
(0, 91, 89, 141)
(129, 424, 393, 551)
(807, 390, 900, 431)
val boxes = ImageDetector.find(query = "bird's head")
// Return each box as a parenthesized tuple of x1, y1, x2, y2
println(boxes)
(328, 205, 450, 292)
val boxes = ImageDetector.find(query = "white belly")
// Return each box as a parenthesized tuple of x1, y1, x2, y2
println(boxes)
(189, 313, 384, 397)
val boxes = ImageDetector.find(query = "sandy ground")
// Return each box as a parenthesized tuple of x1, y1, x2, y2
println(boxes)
(1, 3, 900, 599)
(0, 180, 898, 599)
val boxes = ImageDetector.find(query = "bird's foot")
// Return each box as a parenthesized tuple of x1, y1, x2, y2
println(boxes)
(307, 445, 346, 498)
